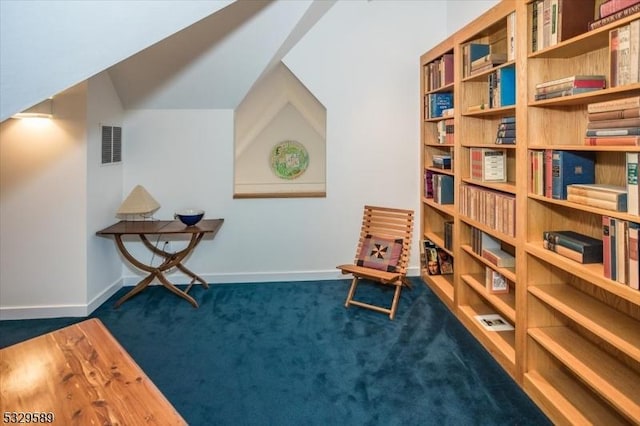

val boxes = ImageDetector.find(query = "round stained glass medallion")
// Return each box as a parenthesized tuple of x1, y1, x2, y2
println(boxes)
(270, 140, 309, 180)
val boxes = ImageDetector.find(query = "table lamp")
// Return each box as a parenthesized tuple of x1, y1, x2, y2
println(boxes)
(116, 185, 160, 220)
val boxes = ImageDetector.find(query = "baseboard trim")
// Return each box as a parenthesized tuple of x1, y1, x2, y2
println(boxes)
(0, 268, 421, 320)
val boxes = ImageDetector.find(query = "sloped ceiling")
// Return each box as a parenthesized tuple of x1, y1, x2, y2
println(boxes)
(108, 0, 335, 110)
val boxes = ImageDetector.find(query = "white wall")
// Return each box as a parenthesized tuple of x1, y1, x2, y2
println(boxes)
(446, 0, 499, 35)
(0, 84, 89, 318)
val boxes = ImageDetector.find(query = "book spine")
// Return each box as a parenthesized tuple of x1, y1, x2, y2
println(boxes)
(566, 185, 626, 201)
(543, 231, 603, 256)
(535, 87, 604, 100)
(566, 193, 627, 211)
(627, 152, 640, 215)
(600, 0, 640, 19)
(589, 3, 640, 30)
(587, 96, 640, 113)
(535, 74, 606, 89)
(536, 79, 607, 94)
(584, 135, 640, 145)
(587, 117, 640, 129)
(543, 239, 585, 263)
(585, 127, 640, 136)
(588, 107, 640, 121)
(629, 222, 639, 290)
(616, 219, 628, 284)
(603, 216, 612, 279)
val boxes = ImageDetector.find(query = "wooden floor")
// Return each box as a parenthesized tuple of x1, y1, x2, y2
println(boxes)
(0, 318, 186, 425)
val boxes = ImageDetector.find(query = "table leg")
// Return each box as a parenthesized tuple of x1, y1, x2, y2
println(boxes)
(155, 273, 198, 308)
(114, 273, 156, 308)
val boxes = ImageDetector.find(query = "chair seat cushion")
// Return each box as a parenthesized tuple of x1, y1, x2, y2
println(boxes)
(355, 234, 403, 272)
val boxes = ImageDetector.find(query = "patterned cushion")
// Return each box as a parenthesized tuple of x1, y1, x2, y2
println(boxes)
(356, 234, 404, 272)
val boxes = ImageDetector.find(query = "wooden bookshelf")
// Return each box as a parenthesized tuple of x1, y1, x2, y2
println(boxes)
(419, 1, 640, 424)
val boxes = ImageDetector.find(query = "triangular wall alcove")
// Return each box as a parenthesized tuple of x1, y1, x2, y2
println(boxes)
(234, 62, 326, 198)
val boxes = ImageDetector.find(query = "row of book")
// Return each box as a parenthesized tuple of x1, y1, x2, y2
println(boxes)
(531, 0, 597, 52)
(589, 0, 640, 30)
(496, 116, 516, 145)
(488, 66, 516, 108)
(424, 53, 453, 92)
(422, 239, 453, 276)
(425, 92, 453, 119)
(459, 184, 516, 237)
(436, 118, 454, 144)
(423, 170, 454, 205)
(609, 19, 640, 87)
(529, 150, 595, 200)
(585, 96, 640, 146)
(542, 223, 639, 291)
(534, 75, 606, 101)
(462, 12, 515, 79)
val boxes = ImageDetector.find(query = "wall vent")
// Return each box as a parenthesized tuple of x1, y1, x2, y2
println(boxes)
(101, 125, 122, 164)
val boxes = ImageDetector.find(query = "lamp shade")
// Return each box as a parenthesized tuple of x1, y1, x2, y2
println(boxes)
(116, 185, 160, 218)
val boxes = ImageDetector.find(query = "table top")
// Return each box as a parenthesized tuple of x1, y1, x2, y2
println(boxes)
(97, 218, 224, 236)
(0, 318, 187, 425)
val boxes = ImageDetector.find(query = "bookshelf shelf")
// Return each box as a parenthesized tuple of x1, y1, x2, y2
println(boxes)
(420, 0, 640, 423)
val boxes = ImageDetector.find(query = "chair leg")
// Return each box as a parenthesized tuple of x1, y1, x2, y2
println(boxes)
(345, 276, 359, 308)
(389, 283, 403, 320)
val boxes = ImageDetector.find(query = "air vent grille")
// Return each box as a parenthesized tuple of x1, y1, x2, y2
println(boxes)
(101, 125, 122, 164)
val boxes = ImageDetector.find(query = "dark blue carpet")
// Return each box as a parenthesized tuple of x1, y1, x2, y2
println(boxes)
(0, 279, 550, 425)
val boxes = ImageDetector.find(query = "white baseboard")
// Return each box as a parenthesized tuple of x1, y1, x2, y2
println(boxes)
(0, 268, 421, 320)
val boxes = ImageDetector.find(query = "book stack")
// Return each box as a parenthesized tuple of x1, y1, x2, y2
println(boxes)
(471, 227, 516, 268)
(425, 93, 454, 119)
(609, 19, 640, 87)
(534, 75, 606, 101)
(585, 96, 640, 146)
(542, 230, 603, 264)
(424, 53, 454, 92)
(589, 0, 640, 30)
(566, 183, 627, 212)
(603, 217, 639, 290)
(496, 116, 516, 144)
(470, 148, 507, 182)
(463, 43, 490, 78)
(432, 174, 454, 204)
(488, 66, 516, 108)
(437, 118, 454, 144)
(432, 154, 452, 170)
(471, 52, 507, 75)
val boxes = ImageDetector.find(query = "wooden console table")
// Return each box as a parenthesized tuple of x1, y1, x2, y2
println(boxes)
(0, 318, 187, 425)
(97, 219, 223, 308)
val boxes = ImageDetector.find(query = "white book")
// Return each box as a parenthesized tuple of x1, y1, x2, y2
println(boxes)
(627, 152, 639, 216)
(630, 19, 639, 85)
(507, 11, 516, 61)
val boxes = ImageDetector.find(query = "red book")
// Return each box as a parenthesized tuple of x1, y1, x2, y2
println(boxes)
(584, 135, 640, 146)
(600, 0, 640, 18)
(545, 149, 553, 197)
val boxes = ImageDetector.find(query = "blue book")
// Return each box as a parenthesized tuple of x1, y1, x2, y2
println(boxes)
(500, 116, 516, 124)
(433, 174, 454, 204)
(469, 43, 491, 62)
(428, 93, 453, 118)
(551, 150, 596, 199)
(499, 66, 516, 106)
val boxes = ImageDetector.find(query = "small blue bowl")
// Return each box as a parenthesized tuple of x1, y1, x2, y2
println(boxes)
(175, 209, 204, 226)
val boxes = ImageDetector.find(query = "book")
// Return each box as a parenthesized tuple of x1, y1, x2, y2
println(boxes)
(627, 152, 639, 215)
(424, 240, 440, 275)
(588, 107, 640, 121)
(433, 174, 454, 204)
(629, 221, 639, 290)
(482, 247, 516, 268)
(584, 135, 640, 145)
(427, 93, 454, 118)
(498, 66, 516, 106)
(535, 74, 606, 89)
(485, 268, 509, 294)
(535, 86, 605, 100)
(567, 193, 628, 211)
(609, 21, 640, 87)
(432, 154, 452, 169)
(507, 11, 516, 61)
(436, 248, 453, 275)
(566, 183, 628, 201)
(587, 117, 640, 129)
(600, 0, 640, 18)
(464, 43, 491, 77)
(587, 96, 640, 113)
(534, 78, 607, 95)
(543, 231, 604, 263)
(424, 169, 434, 198)
(551, 150, 596, 199)
(616, 219, 628, 284)
(586, 127, 640, 136)
(495, 137, 516, 145)
(470, 148, 507, 182)
(471, 52, 508, 70)
(589, 2, 640, 29)
(603, 216, 614, 279)
(474, 314, 514, 331)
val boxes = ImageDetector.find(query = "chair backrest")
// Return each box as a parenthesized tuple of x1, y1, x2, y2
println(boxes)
(353, 205, 414, 275)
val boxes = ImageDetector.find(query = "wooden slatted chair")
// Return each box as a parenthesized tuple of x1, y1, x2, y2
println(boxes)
(337, 205, 414, 320)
